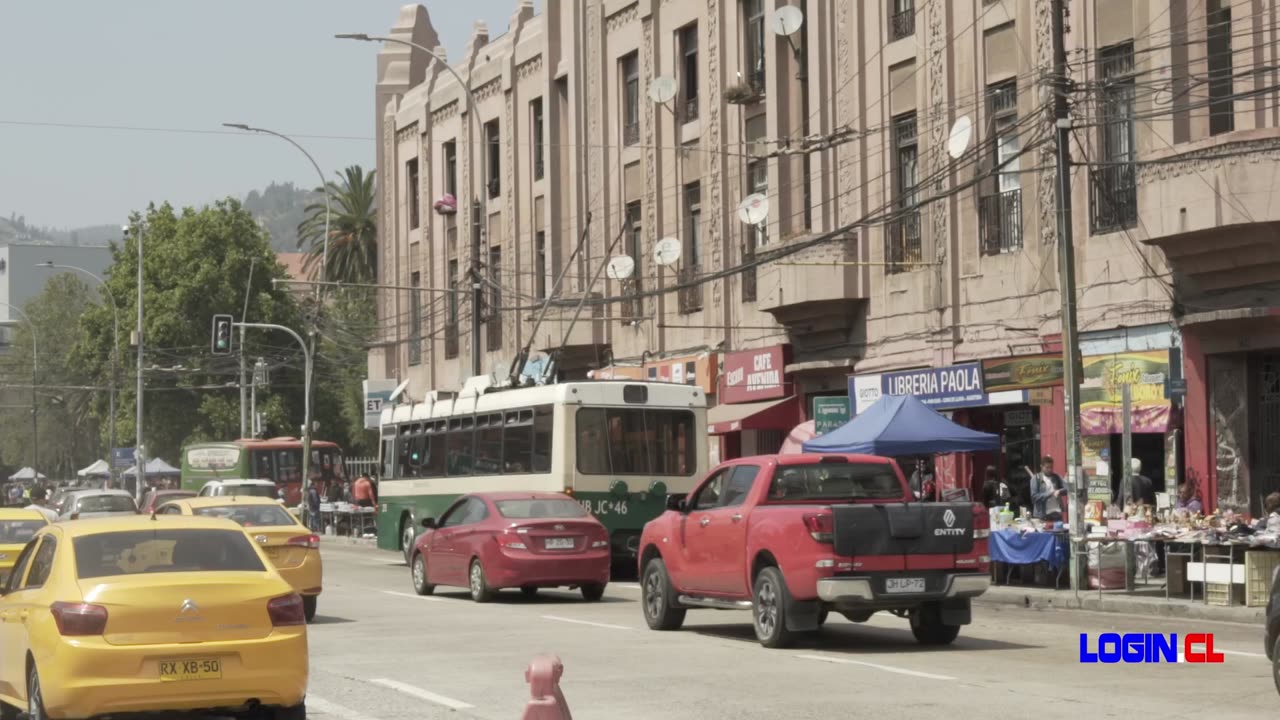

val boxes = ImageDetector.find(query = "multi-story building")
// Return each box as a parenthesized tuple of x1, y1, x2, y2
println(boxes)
(368, 1, 1278, 513)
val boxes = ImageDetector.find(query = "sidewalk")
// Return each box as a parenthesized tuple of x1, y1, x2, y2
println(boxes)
(977, 583, 1266, 624)
(321, 534, 378, 549)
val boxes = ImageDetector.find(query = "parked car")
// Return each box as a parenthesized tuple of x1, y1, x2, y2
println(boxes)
(0, 515, 307, 719)
(198, 479, 280, 500)
(409, 492, 611, 602)
(0, 508, 47, 584)
(140, 488, 197, 514)
(157, 496, 323, 621)
(637, 454, 991, 648)
(1265, 565, 1280, 694)
(57, 490, 139, 521)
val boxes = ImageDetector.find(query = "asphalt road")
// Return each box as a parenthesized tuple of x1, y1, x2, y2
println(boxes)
(299, 544, 1276, 720)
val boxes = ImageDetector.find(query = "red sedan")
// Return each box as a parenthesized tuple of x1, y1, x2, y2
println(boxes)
(409, 492, 611, 602)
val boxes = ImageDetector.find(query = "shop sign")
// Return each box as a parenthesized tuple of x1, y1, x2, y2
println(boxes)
(1029, 387, 1054, 406)
(982, 354, 1064, 393)
(1079, 350, 1172, 435)
(879, 362, 987, 411)
(722, 346, 789, 404)
(1004, 409, 1034, 427)
(363, 379, 399, 430)
(812, 396, 850, 434)
(849, 374, 882, 415)
(592, 353, 720, 395)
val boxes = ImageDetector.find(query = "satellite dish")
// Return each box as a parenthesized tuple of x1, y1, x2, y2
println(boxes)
(947, 115, 974, 159)
(771, 6, 805, 36)
(653, 237, 683, 267)
(606, 255, 636, 280)
(737, 194, 771, 226)
(388, 378, 411, 405)
(649, 76, 678, 104)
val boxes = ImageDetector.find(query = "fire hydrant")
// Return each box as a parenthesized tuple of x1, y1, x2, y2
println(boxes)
(522, 654, 571, 720)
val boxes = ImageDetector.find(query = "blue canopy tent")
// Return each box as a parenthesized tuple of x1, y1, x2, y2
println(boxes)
(801, 394, 1001, 455)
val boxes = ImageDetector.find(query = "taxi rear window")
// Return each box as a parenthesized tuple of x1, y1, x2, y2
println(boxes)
(72, 529, 266, 579)
(0, 520, 44, 544)
(194, 504, 295, 527)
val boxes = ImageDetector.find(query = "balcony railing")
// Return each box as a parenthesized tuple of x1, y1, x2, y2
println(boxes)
(678, 265, 703, 314)
(1089, 163, 1138, 235)
(978, 188, 1023, 255)
(885, 210, 922, 274)
(891, 8, 915, 40)
(623, 121, 640, 147)
(444, 323, 459, 359)
(741, 244, 758, 302)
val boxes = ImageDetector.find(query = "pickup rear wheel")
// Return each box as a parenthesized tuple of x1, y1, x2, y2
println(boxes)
(752, 567, 797, 649)
(641, 558, 686, 631)
(910, 604, 961, 646)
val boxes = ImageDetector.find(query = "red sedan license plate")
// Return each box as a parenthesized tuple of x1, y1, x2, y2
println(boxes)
(545, 537, 574, 550)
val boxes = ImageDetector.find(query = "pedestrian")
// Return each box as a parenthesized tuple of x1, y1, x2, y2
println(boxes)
(24, 486, 58, 523)
(1126, 458, 1156, 508)
(6, 482, 21, 507)
(981, 465, 1010, 508)
(1175, 479, 1203, 514)
(305, 483, 322, 532)
(1027, 456, 1067, 521)
(352, 473, 376, 508)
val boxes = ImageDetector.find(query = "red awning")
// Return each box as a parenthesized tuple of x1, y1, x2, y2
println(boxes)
(708, 396, 798, 435)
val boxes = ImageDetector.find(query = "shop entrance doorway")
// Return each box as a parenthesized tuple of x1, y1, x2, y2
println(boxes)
(1108, 432, 1166, 501)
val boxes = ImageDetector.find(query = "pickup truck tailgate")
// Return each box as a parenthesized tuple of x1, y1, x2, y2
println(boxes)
(831, 503, 974, 557)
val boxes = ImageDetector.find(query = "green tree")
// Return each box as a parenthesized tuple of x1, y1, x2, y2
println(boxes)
(73, 200, 307, 464)
(296, 165, 378, 283)
(0, 274, 102, 477)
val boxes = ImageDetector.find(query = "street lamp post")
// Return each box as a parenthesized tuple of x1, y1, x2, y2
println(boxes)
(125, 222, 146, 502)
(0, 302, 38, 472)
(36, 262, 119, 475)
(222, 123, 331, 500)
(336, 32, 484, 378)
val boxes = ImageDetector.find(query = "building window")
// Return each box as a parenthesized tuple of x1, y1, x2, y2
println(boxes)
(445, 259, 459, 359)
(887, 113, 921, 274)
(406, 158, 420, 230)
(743, 0, 766, 92)
(679, 24, 699, 122)
(487, 246, 502, 349)
(747, 158, 768, 249)
(622, 53, 640, 146)
(980, 80, 1022, 255)
(443, 140, 457, 197)
(891, 0, 915, 41)
(680, 182, 703, 314)
(1090, 42, 1138, 235)
(409, 272, 422, 365)
(485, 120, 501, 198)
(1207, 0, 1234, 135)
(535, 230, 547, 300)
(624, 202, 643, 319)
(531, 98, 545, 180)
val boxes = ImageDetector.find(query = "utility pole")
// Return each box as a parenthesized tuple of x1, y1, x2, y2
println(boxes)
(239, 325, 248, 437)
(1050, 0, 1085, 592)
(134, 222, 146, 503)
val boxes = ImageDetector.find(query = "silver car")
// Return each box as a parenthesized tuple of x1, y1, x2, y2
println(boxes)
(58, 489, 139, 520)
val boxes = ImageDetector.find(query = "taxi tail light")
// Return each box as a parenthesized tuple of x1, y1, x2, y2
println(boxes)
(802, 512, 834, 544)
(50, 601, 108, 636)
(972, 502, 990, 539)
(267, 593, 306, 626)
(287, 534, 320, 550)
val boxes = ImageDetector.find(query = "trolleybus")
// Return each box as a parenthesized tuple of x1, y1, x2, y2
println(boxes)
(181, 437, 347, 505)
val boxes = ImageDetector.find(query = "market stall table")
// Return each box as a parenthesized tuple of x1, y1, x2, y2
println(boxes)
(989, 529, 1069, 588)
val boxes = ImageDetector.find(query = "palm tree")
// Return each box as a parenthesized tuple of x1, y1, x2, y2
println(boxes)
(296, 165, 377, 283)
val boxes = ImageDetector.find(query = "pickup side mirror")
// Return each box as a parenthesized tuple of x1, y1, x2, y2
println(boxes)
(665, 494, 687, 513)
(420, 517, 436, 530)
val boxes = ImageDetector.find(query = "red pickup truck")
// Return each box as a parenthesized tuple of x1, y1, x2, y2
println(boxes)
(637, 453, 990, 648)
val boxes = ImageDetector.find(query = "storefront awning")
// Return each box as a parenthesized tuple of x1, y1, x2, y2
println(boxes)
(708, 396, 798, 435)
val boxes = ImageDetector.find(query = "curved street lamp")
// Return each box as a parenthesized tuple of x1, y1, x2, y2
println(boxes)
(0, 301, 38, 471)
(36, 262, 119, 472)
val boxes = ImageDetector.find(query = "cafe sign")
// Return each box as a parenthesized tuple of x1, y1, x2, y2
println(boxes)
(981, 354, 1064, 393)
(721, 346, 790, 404)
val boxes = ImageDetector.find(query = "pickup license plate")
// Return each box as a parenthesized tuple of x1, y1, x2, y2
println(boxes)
(159, 658, 222, 682)
(545, 537, 574, 550)
(885, 578, 926, 594)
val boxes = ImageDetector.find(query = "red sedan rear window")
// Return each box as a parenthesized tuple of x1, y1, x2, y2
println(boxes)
(495, 499, 588, 519)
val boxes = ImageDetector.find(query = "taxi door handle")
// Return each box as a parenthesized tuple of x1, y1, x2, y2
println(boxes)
(699, 516, 711, 527)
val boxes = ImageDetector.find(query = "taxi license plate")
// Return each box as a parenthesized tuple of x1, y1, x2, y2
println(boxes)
(545, 538, 574, 550)
(159, 658, 222, 682)
(885, 578, 926, 594)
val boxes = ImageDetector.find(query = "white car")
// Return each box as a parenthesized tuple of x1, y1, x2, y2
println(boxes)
(198, 479, 281, 500)
(57, 489, 139, 520)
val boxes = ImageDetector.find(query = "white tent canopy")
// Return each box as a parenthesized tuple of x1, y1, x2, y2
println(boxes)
(8, 467, 46, 482)
(121, 457, 181, 477)
(78, 459, 111, 478)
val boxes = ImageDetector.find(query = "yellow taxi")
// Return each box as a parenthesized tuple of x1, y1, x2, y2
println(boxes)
(0, 509, 47, 585)
(0, 515, 307, 720)
(157, 496, 324, 622)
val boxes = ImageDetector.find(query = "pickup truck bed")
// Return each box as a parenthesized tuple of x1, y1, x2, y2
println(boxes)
(637, 454, 990, 648)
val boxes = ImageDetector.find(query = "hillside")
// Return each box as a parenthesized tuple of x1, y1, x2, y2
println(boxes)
(242, 182, 320, 253)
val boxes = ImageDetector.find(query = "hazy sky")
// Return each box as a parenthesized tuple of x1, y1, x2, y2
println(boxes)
(0, 1, 527, 229)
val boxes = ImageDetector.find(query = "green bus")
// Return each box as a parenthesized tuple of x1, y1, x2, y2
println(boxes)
(378, 377, 708, 567)
(180, 438, 347, 506)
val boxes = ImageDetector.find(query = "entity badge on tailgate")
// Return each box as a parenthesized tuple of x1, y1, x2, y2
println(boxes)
(935, 509, 966, 537)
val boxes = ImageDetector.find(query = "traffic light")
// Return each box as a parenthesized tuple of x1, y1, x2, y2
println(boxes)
(211, 314, 233, 355)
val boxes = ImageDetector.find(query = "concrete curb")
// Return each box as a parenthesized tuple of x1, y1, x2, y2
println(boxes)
(976, 585, 1266, 625)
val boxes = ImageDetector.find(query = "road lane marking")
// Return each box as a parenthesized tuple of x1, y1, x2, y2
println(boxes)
(308, 696, 383, 720)
(612, 582, 641, 591)
(542, 615, 634, 630)
(380, 590, 445, 602)
(796, 653, 957, 680)
(370, 678, 474, 710)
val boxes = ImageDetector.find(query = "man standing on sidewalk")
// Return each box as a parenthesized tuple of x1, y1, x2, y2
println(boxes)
(352, 473, 377, 508)
(1027, 456, 1068, 521)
